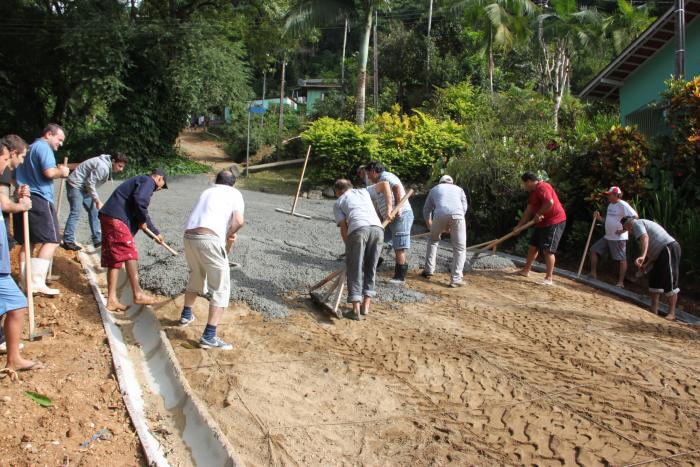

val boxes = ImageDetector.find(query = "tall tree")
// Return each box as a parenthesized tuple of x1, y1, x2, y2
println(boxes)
(448, 0, 537, 92)
(286, 0, 391, 126)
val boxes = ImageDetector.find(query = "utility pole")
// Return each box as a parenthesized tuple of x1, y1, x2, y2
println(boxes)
(373, 10, 379, 110)
(674, 0, 686, 79)
(277, 58, 286, 160)
(261, 69, 267, 127)
(341, 17, 348, 83)
(426, 0, 433, 88)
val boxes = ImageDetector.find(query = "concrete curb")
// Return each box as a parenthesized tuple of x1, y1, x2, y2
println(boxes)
(78, 249, 242, 466)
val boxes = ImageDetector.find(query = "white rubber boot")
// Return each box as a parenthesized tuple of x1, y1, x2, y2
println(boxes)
(19, 259, 26, 291)
(31, 258, 60, 296)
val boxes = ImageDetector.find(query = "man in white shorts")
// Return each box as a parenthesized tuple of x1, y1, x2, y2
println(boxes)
(179, 170, 245, 350)
(590, 186, 637, 287)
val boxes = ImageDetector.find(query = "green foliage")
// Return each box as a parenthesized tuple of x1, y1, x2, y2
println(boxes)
(118, 155, 210, 180)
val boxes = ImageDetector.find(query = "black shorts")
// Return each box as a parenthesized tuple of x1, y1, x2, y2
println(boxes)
(529, 221, 566, 254)
(649, 241, 681, 296)
(13, 194, 61, 244)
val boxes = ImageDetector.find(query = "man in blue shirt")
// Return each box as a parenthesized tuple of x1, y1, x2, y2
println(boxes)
(0, 139, 41, 376)
(12, 124, 69, 296)
(99, 169, 167, 311)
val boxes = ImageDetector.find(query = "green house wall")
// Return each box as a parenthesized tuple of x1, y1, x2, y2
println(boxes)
(620, 17, 700, 122)
(306, 89, 324, 115)
(620, 19, 700, 124)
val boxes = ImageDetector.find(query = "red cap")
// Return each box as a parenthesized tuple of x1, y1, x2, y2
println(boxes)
(604, 186, 622, 195)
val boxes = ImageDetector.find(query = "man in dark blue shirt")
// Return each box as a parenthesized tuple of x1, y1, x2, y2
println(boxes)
(99, 168, 167, 311)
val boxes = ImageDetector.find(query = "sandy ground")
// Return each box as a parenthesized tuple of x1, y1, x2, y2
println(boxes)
(177, 130, 233, 171)
(0, 248, 144, 465)
(151, 268, 700, 466)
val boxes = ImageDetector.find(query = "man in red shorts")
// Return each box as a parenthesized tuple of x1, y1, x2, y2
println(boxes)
(513, 172, 567, 285)
(99, 168, 167, 311)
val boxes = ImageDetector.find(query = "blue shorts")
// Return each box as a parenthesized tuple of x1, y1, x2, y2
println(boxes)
(384, 209, 414, 250)
(0, 274, 28, 315)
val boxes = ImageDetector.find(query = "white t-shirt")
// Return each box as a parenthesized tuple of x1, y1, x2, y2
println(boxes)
(378, 172, 412, 214)
(333, 188, 382, 235)
(184, 184, 245, 243)
(605, 199, 637, 240)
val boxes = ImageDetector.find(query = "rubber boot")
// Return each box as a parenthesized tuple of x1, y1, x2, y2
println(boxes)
(19, 259, 26, 291)
(31, 258, 60, 296)
(389, 264, 408, 285)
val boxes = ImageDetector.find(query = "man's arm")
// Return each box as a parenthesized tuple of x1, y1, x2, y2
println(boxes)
(423, 192, 434, 228)
(0, 185, 31, 213)
(85, 168, 104, 209)
(635, 234, 649, 268)
(376, 181, 394, 219)
(134, 181, 159, 236)
(391, 183, 403, 217)
(339, 220, 349, 243)
(225, 211, 245, 252)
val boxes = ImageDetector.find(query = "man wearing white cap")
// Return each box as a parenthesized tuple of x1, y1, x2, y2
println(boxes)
(421, 175, 468, 288)
(590, 186, 637, 287)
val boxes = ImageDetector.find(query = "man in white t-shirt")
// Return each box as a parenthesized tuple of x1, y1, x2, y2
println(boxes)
(589, 186, 638, 287)
(179, 170, 245, 350)
(334, 179, 385, 321)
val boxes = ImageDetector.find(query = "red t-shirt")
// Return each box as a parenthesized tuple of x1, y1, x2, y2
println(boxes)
(528, 181, 566, 227)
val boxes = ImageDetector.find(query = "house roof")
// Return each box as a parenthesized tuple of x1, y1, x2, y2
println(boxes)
(579, 0, 700, 102)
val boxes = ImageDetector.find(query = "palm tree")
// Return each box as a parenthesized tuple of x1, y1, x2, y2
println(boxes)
(606, 0, 655, 55)
(538, 0, 602, 130)
(286, 0, 390, 126)
(448, 0, 537, 93)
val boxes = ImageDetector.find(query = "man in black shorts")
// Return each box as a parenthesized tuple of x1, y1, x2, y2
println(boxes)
(621, 217, 681, 320)
(513, 173, 567, 286)
(12, 124, 69, 296)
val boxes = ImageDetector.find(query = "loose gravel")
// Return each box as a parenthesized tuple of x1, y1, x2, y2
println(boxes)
(70, 175, 513, 318)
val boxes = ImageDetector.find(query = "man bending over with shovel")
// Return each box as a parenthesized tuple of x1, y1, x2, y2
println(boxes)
(334, 179, 385, 320)
(178, 170, 245, 350)
(99, 168, 168, 311)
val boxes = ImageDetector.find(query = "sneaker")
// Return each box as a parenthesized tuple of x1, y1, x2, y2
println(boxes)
(0, 341, 24, 354)
(539, 279, 553, 286)
(60, 242, 82, 251)
(449, 281, 464, 288)
(93, 241, 102, 248)
(179, 314, 195, 327)
(420, 270, 434, 278)
(199, 335, 233, 350)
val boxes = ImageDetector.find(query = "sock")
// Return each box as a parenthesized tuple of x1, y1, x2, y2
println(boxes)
(181, 306, 193, 320)
(203, 324, 217, 340)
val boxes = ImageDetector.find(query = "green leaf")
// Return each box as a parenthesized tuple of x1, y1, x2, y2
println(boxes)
(25, 391, 53, 407)
(181, 342, 197, 350)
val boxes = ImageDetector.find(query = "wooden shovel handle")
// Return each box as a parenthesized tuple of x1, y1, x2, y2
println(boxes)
(142, 227, 178, 256)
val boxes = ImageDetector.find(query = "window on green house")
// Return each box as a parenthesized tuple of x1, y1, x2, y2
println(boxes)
(624, 104, 669, 139)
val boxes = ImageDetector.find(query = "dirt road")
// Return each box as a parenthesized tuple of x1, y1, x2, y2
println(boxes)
(154, 269, 700, 466)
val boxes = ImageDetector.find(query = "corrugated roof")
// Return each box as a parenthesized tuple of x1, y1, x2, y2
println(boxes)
(579, 0, 700, 102)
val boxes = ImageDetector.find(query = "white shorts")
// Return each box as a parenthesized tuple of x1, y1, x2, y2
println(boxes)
(183, 233, 231, 308)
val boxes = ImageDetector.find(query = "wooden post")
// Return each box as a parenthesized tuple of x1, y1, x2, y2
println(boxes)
(577, 214, 597, 277)
(23, 211, 35, 339)
(274, 145, 313, 220)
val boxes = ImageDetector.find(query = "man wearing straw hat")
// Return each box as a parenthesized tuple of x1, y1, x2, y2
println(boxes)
(98, 168, 167, 311)
(421, 175, 468, 288)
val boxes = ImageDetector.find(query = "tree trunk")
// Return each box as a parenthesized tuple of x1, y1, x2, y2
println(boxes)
(277, 59, 286, 160)
(426, 0, 433, 90)
(355, 8, 374, 126)
(341, 17, 348, 83)
(261, 70, 266, 127)
(373, 10, 379, 110)
(488, 25, 495, 93)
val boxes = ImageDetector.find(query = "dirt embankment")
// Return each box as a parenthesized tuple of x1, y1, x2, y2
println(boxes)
(0, 249, 144, 465)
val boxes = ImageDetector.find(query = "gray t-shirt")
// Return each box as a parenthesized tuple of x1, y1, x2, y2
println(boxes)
(632, 219, 676, 262)
(366, 184, 388, 219)
(334, 188, 382, 235)
(423, 183, 468, 220)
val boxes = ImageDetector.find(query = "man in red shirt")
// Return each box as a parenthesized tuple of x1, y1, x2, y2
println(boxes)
(513, 172, 567, 285)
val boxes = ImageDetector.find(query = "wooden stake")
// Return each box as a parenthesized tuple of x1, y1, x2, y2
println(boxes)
(577, 213, 597, 277)
(23, 211, 35, 339)
(142, 227, 178, 256)
(275, 145, 312, 219)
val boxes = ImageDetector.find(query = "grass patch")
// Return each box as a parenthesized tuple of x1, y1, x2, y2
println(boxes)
(238, 168, 301, 195)
(118, 155, 211, 179)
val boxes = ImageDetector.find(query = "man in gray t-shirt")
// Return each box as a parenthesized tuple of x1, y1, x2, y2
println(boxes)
(333, 179, 384, 320)
(622, 217, 681, 320)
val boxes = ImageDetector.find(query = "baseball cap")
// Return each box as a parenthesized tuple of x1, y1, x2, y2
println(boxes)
(439, 175, 454, 184)
(151, 168, 169, 189)
(604, 186, 622, 195)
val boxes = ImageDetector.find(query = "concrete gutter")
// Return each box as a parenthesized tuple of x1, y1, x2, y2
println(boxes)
(77, 248, 241, 466)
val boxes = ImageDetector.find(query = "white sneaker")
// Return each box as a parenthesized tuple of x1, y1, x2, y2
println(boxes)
(199, 336, 233, 350)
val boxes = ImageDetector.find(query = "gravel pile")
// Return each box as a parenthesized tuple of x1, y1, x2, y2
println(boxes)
(71, 175, 513, 318)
